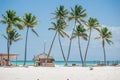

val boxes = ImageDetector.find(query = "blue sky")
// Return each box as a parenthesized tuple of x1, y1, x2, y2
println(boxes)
(0, 0, 120, 61)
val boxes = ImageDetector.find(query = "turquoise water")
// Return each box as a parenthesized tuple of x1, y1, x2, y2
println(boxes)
(11, 60, 120, 66)
(11, 60, 94, 66)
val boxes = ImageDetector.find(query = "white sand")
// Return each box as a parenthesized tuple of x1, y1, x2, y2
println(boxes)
(0, 66, 120, 80)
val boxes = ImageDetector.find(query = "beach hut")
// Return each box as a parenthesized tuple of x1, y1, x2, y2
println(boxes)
(33, 53, 55, 67)
(0, 53, 18, 66)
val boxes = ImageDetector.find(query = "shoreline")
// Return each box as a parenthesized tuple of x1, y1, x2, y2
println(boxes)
(10, 60, 120, 66)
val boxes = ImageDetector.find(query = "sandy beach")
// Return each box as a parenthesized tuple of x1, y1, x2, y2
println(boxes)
(0, 66, 120, 80)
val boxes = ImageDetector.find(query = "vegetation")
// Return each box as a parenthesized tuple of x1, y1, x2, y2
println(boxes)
(23, 13, 38, 66)
(84, 17, 99, 66)
(0, 5, 113, 66)
(66, 5, 87, 66)
(47, 5, 69, 65)
(3, 29, 21, 63)
(95, 27, 113, 65)
(72, 24, 88, 66)
(1, 10, 23, 63)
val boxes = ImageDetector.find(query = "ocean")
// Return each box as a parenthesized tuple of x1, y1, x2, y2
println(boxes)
(10, 60, 120, 66)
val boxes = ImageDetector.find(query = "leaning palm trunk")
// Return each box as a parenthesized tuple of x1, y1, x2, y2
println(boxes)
(65, 39, 72, 66)
(66, 21, 77, 66)
(46, 31, 57, 66)
(102, 40, 106, 66)
(58, 33, 67, 65)
(84, 29, 92, 66)
(78, 36, 84, 66)
(24, 27, 29, 66)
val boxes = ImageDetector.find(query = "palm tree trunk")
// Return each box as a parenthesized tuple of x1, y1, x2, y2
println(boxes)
(7, 39, 10, 66)
(46, 31, 57, 66)
(102, 40, 106, 66)
(7, 24, 11, 66)
(65, 39, 72, 66)
(24, 27, 29, 66)
(84, 29, 92, 66)
(66, 20, 77, 66)
(58, 33, 67, 65)
(78, 36, 84, 66)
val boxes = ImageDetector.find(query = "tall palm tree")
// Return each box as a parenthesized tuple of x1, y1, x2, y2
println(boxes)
(84, 17, 99, 66)
(72, 24, 87, 66)
(48, 19, 69, 65)
(47, 5, 68, 65)
(66, 5, 87, 66)
(3, 29, 21, 65)
(23, 13, 38, 66)
(95, 27, 113, 65)
(1, 10, 23, 62)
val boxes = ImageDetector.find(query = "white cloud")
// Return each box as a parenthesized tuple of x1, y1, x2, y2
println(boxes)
(87, 25, 120, 48)
(108, 26, 120, 48)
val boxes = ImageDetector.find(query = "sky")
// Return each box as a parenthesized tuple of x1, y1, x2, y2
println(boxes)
(0, 0, 120, 61)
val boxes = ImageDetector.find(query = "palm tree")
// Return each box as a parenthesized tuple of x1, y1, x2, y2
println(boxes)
(84, 17, 99, 66)
(66, 5, 87, 66)
(95, 27, 113, 65)
(3, 29, 21, 65)
(47, 5, 68, 65)
(1, 10, 23, 62)
(72, 24, 87, 66)
(48, 19, 69, 65)
(23, 13, 38, 66)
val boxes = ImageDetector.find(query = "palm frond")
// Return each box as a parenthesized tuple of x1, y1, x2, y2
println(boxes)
(2, 34, 8, 40)
(3, 29, 21, 45)
(31, 29, 39, 37)
(59, 32, 65, 38)
(82, 34, 88, 40)
(23, 13, 38, 30)
(49, 22, 57, 30)
(68, 17, 74, 21)
(69, 5, 87, 25)
(96, 27, 113, 47)
(79, 19, 86, 24)
(0, 20, 7, 24)
(80, 13, 87, 18)
(52, 5, 68, 19)
(95, 36, 101, 40)
(102, 27, 108, 33)
(48, 27, 56, 30)
(50, 17, 57, 20)
(71, 35, 76, 39)
(2, 10, 23, 31)
(14, 38, 22, 42)
(31, 16, 36, 23)
(106, 39, 113, 45)
(2, 14, 7, 21)
(95, 27, 101, 32)
(14, 23, 24, 30)
(60, 30, 69, 38)
(13, 17, 22, 22)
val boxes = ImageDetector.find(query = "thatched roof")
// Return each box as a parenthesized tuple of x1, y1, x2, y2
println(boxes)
(33, 53, 55, 61)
